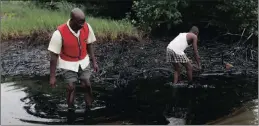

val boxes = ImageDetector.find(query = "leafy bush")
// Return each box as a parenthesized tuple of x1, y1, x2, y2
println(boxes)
(128, 0, 188, 33)
(128, 0, 257, 36)
(215, 0, 257, 36)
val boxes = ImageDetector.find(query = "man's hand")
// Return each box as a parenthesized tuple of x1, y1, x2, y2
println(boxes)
(197, 56, 201, 67)
(93, 62, 99, 72)
(50, 76, 56, 88)
(193, 64, 201, 71)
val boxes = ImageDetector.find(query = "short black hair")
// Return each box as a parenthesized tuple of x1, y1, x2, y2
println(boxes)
(190, 26, 199, 33)
(70, 8, 85, 19)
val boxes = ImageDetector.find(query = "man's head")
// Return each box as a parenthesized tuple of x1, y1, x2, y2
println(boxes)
(189, 26, 199, 36)
(70, 8, 86, 31)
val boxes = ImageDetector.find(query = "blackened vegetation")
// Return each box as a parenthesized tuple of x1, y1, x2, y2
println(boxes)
(1, 32, 257, 77)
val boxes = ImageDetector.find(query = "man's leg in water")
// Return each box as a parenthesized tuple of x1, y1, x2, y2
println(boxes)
(81, 78, 93, 109)
(67, 83, 76, 109)
(63, 70, 78, 110)
(182, 61, 193, 84)
(79, 65, 93, 110)
(173, 63, 181, 84)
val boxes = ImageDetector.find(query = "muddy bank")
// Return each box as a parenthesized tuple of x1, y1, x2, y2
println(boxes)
(1, 38, 258, 125)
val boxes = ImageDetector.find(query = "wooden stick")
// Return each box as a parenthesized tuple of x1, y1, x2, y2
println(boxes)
(246, 49, 248, 61)
(240, 28, 246, 40)
(242, 33, 254, 45)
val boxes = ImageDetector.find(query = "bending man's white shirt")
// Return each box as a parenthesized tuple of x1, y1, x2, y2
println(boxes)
(48, 19, 96, 72)
(167, 33, 189, 55)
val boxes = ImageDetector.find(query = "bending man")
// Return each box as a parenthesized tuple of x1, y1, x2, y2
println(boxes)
(166, 26, 201, 85)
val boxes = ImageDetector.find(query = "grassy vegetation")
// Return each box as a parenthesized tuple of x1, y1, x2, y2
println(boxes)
(1, 1, 141, 41)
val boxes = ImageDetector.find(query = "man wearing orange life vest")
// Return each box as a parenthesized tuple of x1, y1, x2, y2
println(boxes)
(48, 8, 99, 112)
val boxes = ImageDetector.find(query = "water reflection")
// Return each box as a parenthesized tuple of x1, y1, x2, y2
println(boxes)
(207, 99, 258, 125)
(1, 82, 62, 125)
(1, 72, 258, 125)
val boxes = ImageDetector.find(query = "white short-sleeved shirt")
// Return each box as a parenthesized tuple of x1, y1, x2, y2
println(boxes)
(48, 19, 96, 72)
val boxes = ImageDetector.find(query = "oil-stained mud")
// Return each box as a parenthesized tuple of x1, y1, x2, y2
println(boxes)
(1, 38, 257, 77)
(1, 38, 258, 125)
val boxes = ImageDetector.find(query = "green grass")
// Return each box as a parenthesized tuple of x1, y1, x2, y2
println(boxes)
(1, 1, 141, 41)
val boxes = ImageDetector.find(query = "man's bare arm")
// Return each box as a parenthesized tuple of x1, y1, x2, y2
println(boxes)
(87, 43, 99, 72)
(191, 34, 201, 67)
(50, 52, 58, 78)
(87, 43, 96, 63)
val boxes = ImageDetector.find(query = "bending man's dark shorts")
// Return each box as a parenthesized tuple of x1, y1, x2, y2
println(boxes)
(62, 65, 92, 84)
(166, 48, 190, 63)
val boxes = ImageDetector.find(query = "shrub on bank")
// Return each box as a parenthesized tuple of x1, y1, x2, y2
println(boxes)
(128, 0, 257, 37)
(1, 1, 141, 42)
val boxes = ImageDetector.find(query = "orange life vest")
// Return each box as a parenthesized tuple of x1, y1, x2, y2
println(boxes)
(57, 22, 89, 62)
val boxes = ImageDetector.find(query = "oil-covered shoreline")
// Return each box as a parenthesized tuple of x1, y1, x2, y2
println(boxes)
(1, 39, 258, 125)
